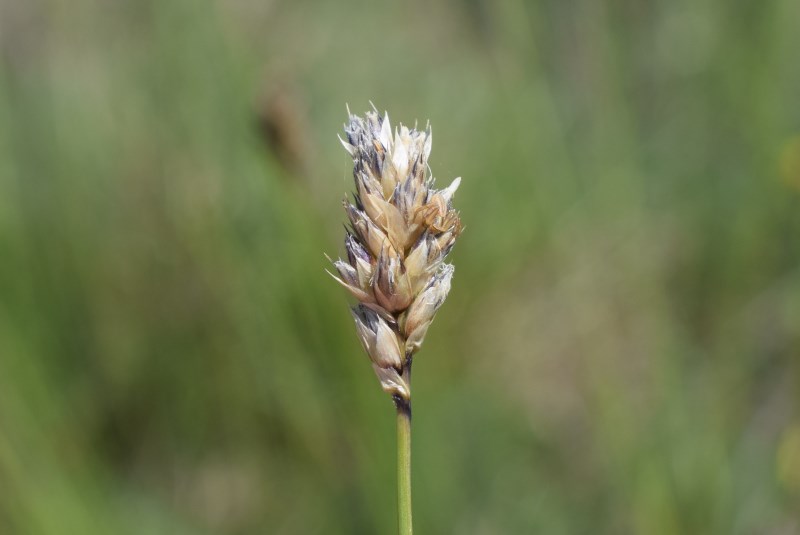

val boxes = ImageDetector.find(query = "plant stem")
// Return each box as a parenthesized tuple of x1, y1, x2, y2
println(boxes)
(396, 401, 413, 535)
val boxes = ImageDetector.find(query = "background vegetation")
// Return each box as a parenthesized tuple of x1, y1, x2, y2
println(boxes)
(1, 0, 799, 533)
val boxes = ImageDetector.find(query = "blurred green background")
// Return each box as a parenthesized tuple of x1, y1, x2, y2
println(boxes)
(1, 0, 800, 533)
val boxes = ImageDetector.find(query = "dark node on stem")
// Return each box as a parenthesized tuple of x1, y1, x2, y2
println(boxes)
(393, 394, 412, 419)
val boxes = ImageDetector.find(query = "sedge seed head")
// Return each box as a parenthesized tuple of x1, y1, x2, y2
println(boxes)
(330, 107, 462, 400)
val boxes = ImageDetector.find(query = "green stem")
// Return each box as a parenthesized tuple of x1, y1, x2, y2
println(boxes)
(396, 402, 413, 535)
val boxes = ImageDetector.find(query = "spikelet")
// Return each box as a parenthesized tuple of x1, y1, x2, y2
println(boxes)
(329, 107, 462, 403)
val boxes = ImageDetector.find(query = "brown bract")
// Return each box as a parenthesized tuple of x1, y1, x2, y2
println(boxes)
(328, 108, 462, 401)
